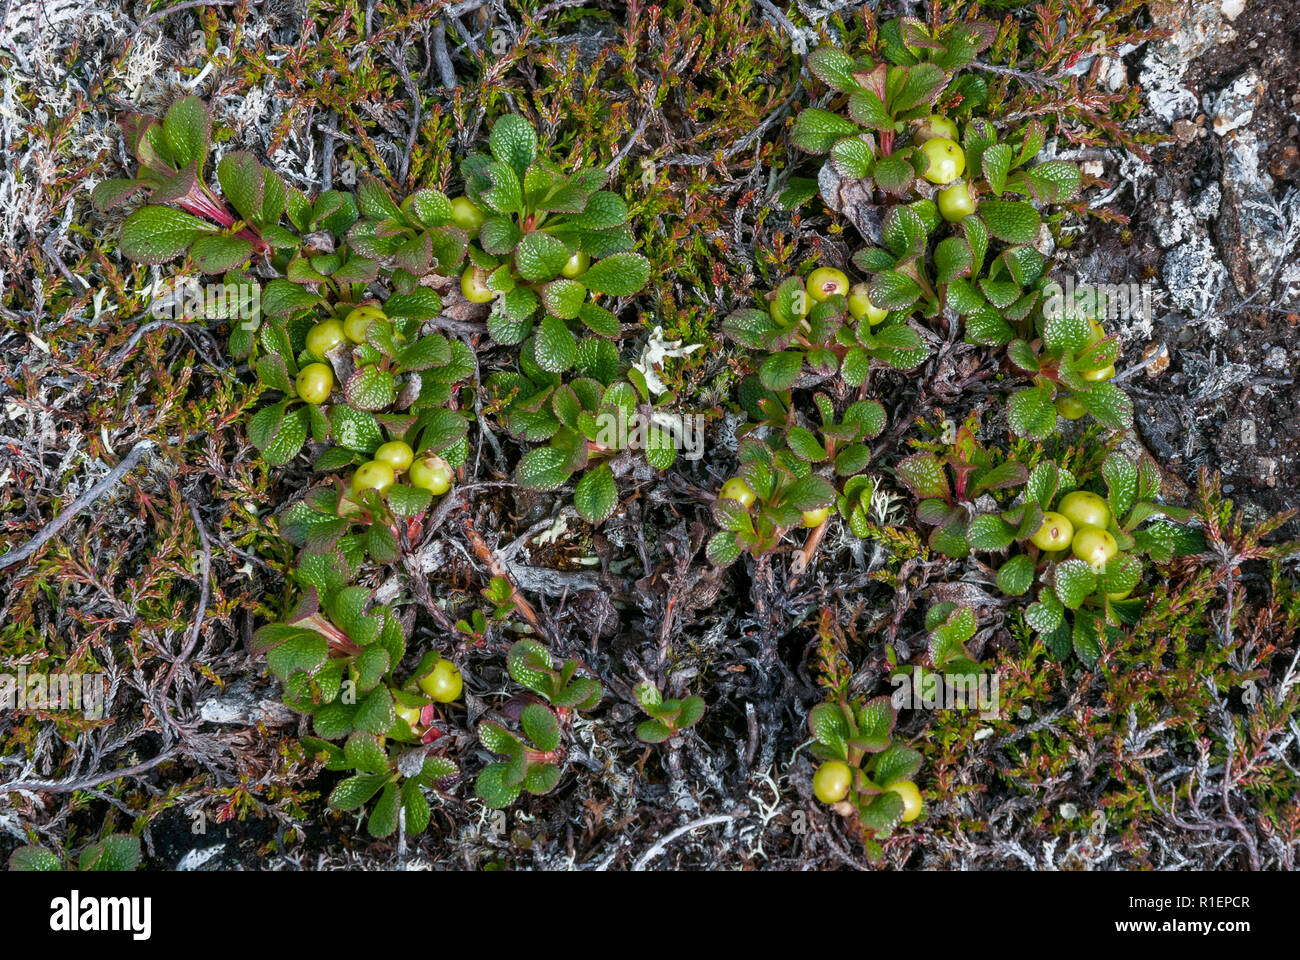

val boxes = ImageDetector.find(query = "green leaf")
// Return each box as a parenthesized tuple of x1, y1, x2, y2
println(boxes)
(82, 835, 143, 872)
(934, 237, 972, 284)
(1053, 559, 1098, 609)
(190, 235, 252, 273)
(873, 156, 916, 194)
(1022, 160, 1082, 202)
(480, 161, 524, 216)
(329, 404, 382, 453)
(8, 846, 61, 871)
(344, 731, 389, 774)
(1077, 382, 1134, 430)
(1007, 387, 1056, 440)
(543, 278, 588, 319)
(979, 200, 1041, 243)
(524, 762, 561, 796)
(872, 744, 923, 788)
(1073, 614, 1102, 667)
(896, 453, 949, 500)
(848, 89, 894, 130)
(893, 63, 948, 113)
(1025, 588, 1065, 633)
(534, 314, 578, 372)
(1026, 461, 1059, 510)
(830, 136, 875, 179)
(119, 206, 216, 264)
(357, 177, 402, 220)
(759, 350, 803, 391)
(706, 531, 742, 566)
(807, 45, 862, 93)
(261, 407, 308, 466)
(515, 446, 571, 491)
(868, 270, 922, 310)
(489, 114, 538, 175)
(92, 178, 147, 212)
(579, 252, 651, 297)
(791, 108, 861, 153)
(808, 702, 849, 757)
(261, 278, 320, 316)
(354, 685, 396, 735)
(860, 790, 905, 833)
(162, 96, 210, 170)
(997, 554, 1036, 595)
(786, 426, 827, 462)
(967, 513, 1016, 551)
(578, 302, 620, 338)
(636, 719, 673, 743)
(573, 464, 618, 522)
(1099, 554, 1142, 596)
(475, 763, 523, 808)
(777, 177, 819, 210)
(515, 231, 571, 281)
(856, 695, 896, 749)
(980, 142, 1013, 195)
(479, 216, 523, 254)
(329, 772, 390, 812)
(521, 703, 561, 752)
(568, 191, 628, 230)
(406, 187, 453, 226)
(217, 151, 265, 224)
(783, 474, 836, 511)
(344, 364, 397, 411)
(1103, 453, 1139, 520)
(402, 780, 431, 834)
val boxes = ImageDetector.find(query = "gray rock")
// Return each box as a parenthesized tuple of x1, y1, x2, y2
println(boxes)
(1162, 235, 1227, 319)
(198, 681, 295, 726)
(1216, 129, 1282, 295)
(1189, 182, 1221, 221)
(1208, 69, 1264, 136)
(1139, 0, 1240, 123)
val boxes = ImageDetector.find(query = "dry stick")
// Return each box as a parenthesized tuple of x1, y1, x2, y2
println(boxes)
(788, 518, 829, 584)
(631, 812, 747, 871)
(126, 0, 253, 52)
(392, 34, 425, 184)
(2, 747, 182, 796)
(969, 60, 1065, 91)
(0, 439, 154, 571)
(461, 519, 546, 637)
(157, 500, 213, 734)
(431, 17, 457, 89)
(108, 318, 222, 373)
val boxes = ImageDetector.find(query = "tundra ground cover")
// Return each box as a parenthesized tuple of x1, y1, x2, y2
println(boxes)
(1, 0, 1298, 871)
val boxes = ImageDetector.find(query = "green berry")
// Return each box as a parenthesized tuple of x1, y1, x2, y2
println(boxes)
(352, 460, 395, 495)
(306, 319, 346, 357)
(296, 363, 333, 404)
(344, 304, 387, 344)
(450, 196, 486, 233)
(461, 266, 494, 304)
(720, 477, 756, 507)
(813, 761, 852, 803)
(418, 659, 462, 703)
(408, 454, 453, 494)
(374, 440, 415, 473)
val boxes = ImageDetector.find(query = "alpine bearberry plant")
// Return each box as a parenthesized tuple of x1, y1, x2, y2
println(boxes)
(968, 451, 1195, 665)
(707, 437, 838, 566)
(57, 0, 1283, 872)
(633, 681, 706, 744)
(8, 834, 142, 873)
(808, 698, 925, 861)
(474, 640, 602, 808)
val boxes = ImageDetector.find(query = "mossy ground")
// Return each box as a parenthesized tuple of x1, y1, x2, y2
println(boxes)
(1, 0, 1297, 870)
